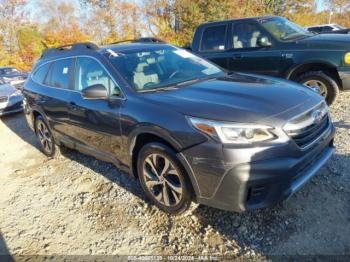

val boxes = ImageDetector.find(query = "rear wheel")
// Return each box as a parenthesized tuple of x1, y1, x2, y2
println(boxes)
(296, 71, 339, 105)
(35, 116, 64, 158)
(137, 142, 194, 215)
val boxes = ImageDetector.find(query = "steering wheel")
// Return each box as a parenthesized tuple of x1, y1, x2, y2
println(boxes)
(169, 70, 180, 79)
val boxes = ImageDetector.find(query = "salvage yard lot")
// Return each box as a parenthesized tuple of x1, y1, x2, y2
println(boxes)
(0, 94, 350, 258)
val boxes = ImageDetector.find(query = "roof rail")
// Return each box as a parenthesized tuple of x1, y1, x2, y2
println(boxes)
(111, 37, 166, 45)
(41, 42, 99, 59)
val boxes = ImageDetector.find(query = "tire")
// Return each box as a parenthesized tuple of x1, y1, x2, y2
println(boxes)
(34, 116, 64, 158)
(137, 142, 195, 215)
(296, 71, 339, 105)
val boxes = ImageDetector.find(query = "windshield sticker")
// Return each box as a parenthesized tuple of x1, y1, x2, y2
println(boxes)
(107, 49, 124, 57)
(174, 49, 196, 58)
(62, 67, 68, 74)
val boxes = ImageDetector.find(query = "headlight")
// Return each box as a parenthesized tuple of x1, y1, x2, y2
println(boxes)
(344, 52, 350, 64)
(188, 117, 276, 144)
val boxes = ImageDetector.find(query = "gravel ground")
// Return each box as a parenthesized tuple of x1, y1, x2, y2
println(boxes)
(0, 93, 349, 259)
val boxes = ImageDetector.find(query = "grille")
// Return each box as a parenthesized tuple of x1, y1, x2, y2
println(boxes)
(284, 102, 330, 149)
(0, 96, 8, 103)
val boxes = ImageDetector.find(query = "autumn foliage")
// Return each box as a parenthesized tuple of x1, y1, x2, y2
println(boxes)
(0, 0, 350, 72)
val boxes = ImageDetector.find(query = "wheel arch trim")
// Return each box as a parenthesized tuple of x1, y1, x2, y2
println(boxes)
(285, 60, 338, 80)
(127, 125, 202, 198)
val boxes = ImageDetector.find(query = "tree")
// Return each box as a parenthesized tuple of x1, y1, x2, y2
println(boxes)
(17, 26, 45, 71)
(325, 0, 350, 27)
(36, 0, 90, 48)
(0, 0, 27, 53)
(80, 0, 143, 44)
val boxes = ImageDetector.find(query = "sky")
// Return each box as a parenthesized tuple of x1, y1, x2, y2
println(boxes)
(317, 0, 326, 12)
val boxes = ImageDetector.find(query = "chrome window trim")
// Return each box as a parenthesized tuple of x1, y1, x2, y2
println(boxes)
(30, 55, 126, 101)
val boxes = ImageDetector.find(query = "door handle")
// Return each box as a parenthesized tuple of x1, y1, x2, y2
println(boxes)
(68, 102, 77, 111)
(233, 54, 243, 60)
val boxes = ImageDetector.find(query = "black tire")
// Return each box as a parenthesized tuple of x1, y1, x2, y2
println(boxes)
(34, 116, 64, 158)
(137, 142, 194, 215)
(296, 71, 339, 105)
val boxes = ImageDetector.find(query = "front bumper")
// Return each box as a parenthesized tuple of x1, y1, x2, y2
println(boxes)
(338, 67, 350, 90)
(180, 122, 335, 212)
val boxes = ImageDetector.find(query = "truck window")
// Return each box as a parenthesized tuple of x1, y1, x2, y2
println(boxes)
(200, 25, 227, 52)
(232, 23, 266, 49)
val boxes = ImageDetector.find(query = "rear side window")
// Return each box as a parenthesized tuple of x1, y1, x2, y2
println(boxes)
(45, 58, 74, 89)
(200, 25, 227, 51)
(32, 63, 51, 84)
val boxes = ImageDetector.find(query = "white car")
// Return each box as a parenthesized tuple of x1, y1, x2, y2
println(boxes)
(0, 78, 23, 116)
(306, 24, 347, 34)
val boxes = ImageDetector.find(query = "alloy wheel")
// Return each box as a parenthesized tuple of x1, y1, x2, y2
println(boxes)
(37, 120, 53, 154)
(142, 153, 183, 207)
(303, 80, 328, 98)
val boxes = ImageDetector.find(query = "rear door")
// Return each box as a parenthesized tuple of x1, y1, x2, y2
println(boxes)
(39, 58, 74, 137)
(196, 23, 230, 69)
(68, 56, 124, 160)
(228, 21, 282, 76)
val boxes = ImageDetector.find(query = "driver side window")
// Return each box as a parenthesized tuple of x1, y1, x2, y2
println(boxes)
(74, 57, 121, 96)
(232, 23, 267, 49)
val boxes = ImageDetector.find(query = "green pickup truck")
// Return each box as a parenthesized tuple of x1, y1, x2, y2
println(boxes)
(190, 16, 350, 105)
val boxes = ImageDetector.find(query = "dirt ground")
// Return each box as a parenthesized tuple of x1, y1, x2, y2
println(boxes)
(0, 94, 350, 259)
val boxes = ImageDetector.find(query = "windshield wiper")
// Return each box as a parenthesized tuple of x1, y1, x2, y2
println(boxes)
(138, 75, 220, 93)
(138, 86, 179, 93)
(282, 33, 308, 41)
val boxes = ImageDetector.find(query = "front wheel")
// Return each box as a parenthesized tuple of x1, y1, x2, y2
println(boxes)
(296, 71, 339, 105)
(137, 142, 194, 215)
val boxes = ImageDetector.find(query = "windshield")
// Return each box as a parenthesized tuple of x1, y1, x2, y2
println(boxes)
(260, 17, 312, 41)
(106, 46, 225, 91)
(333, 24, 345, 30)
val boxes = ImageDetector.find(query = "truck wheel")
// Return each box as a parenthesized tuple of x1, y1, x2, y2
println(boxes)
(137, 142, 195, 215)
(296, 71, 339, 105)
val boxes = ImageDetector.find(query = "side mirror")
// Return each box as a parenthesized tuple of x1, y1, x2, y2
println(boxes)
(257, 36, 272, 47)
(81, 84, 108, 99)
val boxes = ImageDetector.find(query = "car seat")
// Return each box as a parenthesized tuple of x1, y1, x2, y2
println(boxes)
(250, 31, 261, 47)
(133, 62, 159, 90)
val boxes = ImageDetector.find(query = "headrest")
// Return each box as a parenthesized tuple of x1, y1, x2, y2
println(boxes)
(146, 57, 156, 64)
(252, 31, 261, 37)
(135, 62, 148, 73)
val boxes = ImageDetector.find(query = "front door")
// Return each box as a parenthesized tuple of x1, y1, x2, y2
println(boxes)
(228, 21, 282, 76)
(68, 57, 124, 161)
(196, 23, 230, 69)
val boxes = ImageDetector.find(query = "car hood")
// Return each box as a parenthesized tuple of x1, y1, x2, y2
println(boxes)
(0, 84, 17, 96)
(299, 33, 350, 47)
(1, 72, 27, 79)
(142, 73, 322, 125)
